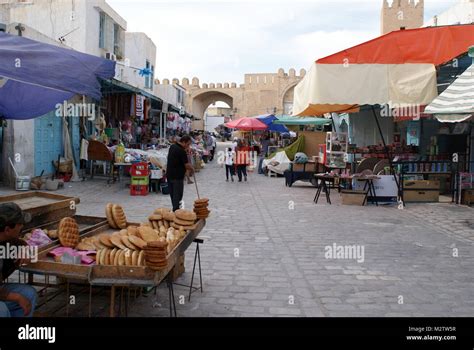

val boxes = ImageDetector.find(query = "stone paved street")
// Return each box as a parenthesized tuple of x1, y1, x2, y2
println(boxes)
(2, 143, 474, 317)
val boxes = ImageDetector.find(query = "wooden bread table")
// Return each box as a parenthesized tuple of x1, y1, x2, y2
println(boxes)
(20, 219, 206, 317)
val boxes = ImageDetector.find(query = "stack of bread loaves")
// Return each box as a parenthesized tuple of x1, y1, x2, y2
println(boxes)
(193, 198, 210, 219)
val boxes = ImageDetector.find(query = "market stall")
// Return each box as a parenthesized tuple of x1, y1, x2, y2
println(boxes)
(1, 192, 209, 317)
(293, 24, 474, 205)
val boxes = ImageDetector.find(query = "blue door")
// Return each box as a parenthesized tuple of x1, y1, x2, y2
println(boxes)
(34, 112, 63, 176)
(70, 116, 81, 169)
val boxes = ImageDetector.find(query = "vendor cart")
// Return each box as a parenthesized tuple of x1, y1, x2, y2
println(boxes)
(0, 192, 206, 317)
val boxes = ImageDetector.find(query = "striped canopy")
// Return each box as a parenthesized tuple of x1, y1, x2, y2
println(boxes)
(425, 64, 474, 123)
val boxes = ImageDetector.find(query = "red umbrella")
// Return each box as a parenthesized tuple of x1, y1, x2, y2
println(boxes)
(225, 117, 267, 131)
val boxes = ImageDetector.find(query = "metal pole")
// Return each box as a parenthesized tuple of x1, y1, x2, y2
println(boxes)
(371, 105, 401, 199)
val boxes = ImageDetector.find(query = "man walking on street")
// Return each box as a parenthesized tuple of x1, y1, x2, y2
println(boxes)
(167, 135, 195, 211)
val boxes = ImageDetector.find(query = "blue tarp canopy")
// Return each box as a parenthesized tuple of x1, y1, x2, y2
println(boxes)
(254, 114, 289, 133)
(0, 32, 116, 120)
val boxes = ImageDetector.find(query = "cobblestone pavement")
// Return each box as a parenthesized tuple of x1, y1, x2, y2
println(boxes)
(2, 143, 474, 317)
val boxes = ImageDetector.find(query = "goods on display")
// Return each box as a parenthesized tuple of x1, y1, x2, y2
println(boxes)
(144, 241, 168, 271)
(193, 198, 210, 219)
(58, 217, 80, 248)
(104, 203, 128, 229)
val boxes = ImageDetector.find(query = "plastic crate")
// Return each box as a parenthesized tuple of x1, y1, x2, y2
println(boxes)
(130, 162, 149, 177)
(131, 176, 149, 186)
(130, 184, 148, 196)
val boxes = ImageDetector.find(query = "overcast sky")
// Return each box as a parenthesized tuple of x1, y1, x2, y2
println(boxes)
(108, 0, 459, 84)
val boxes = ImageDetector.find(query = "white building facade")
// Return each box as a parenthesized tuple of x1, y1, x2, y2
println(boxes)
(425, 0, 474, 26)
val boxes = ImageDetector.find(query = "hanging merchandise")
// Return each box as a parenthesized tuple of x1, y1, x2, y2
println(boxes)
(131, 94, 146, 120)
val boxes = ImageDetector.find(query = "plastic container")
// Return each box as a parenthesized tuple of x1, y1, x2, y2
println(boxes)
(130, 185, 148, 196)
(130, 162, 149, 177)
(45, 179, 59, 191)
(16, 176, 31, 191)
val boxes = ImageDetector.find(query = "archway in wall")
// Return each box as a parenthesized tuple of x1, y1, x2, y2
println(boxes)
(192, 91, 234, 131)
(282, 84, 297, 116)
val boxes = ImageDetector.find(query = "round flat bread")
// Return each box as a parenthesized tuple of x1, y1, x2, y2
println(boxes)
(105, 249, 113, 265)
(118, 250, 126, 266)
(76, 242, 95, 251)
(163, 212, 175, 222)
(138, 250, 145, 267)
(175, 209, 197, 222)
(106, 203, 118, 229)
(174, 217, 195, 226)
(127, 226, 139, 236)
(194, 198, 209, 204)
(95, 249, 102, 265)
(124, 249, 133, 266)
(109, 248, 118, 265)
(121, 235, 138, 250)
(100, 249, 108, 265)
(128, 235, 147, 249)
(132, 250, 139, 266)
(146, 240, 168, 249)
(58, 217, 80, 248)
(113, 249, 122, 266)
(110, 235, 128, 250)
(154, 208, 171, 216)
(148, 214, 162, 221)
(138, 227, 159, 242)
(171, 222, 197, 231)
(112, 204, 127, 229)
(99, 234, 114, 248)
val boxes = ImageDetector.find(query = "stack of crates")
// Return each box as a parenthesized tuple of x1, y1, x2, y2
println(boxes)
(130, 162, 149, 196)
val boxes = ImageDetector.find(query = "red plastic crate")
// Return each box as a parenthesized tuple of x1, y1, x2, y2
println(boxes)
(130, 184, 148, 196)
(130, 162, 149, 177)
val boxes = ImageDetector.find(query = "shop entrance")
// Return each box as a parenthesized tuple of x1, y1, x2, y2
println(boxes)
(34, 112, 63, 176)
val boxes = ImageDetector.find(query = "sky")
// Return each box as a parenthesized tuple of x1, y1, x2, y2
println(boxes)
(107, 0, 460, 85)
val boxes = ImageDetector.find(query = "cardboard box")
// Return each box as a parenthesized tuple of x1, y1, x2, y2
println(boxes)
(403, 180, 439, 202)
(341, 190, 367, 206)
(428, 175, 450, 194)
(292, 163, 317, 172)
(462, 189, 474, 206)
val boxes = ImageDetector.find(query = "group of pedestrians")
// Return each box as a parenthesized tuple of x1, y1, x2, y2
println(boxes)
(224, 138, 251, 182)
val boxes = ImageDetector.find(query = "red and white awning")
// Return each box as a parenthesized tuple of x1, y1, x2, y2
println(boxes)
(293, 25, 474, 116)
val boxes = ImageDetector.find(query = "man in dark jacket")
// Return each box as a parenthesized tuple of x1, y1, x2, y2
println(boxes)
(167, 135, 194, 211)
(0, 203, 37, 317)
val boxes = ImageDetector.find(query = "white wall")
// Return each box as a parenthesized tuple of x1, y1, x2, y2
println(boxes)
(425, 0, 474, 26)
(155, 84, 178, 106)
(122, 32, 156, 91)
(4, 0, 127, 56)
(205, 116, 225, 133)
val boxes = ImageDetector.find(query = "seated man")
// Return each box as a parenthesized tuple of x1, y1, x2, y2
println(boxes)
(0, 203, 37, 317)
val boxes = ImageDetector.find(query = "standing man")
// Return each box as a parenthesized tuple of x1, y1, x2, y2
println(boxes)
(0, 203, 37, 317)
(166, 135, 195, 211)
